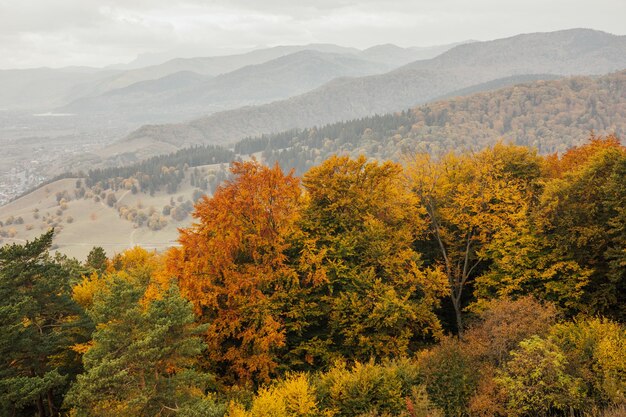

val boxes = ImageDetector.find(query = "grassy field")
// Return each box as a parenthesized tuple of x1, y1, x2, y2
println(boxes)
(0, 166, 220, 259)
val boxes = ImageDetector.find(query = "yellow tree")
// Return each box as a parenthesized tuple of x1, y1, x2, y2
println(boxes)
(476, 135, 625, 319)
(407, 144, 533, 335)
(166, 160, 302, 384)
(296, 155, 447, 361)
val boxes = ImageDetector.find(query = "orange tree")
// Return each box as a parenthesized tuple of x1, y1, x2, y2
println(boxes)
(165, 160, 302, 385)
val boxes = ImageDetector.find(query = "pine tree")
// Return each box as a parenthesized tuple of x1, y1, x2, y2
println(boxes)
(65, 279, 212, 417)
(0, 231, 85, 417)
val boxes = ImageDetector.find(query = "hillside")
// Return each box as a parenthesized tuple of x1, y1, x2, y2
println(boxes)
(61, 51, 392, 122)
(0, 168, 220, 260)
(121, 29, 626, 157)
(240, 70, 626, 173)
(5, 70, 625, 259)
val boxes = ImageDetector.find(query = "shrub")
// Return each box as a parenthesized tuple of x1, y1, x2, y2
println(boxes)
(106, 193, 117, 207)
(549, 318, 626, 408)
(417, 337, 479, 417)
(495, 336, 586, 417)
(315, 359, 427, 417)
(227, 373, 319, 417)
(464, 296, 558, 366)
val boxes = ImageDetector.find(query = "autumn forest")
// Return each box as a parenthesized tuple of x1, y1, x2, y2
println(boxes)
(1, 134, 625, 417)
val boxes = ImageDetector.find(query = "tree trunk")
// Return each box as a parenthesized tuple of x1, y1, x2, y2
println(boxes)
(47, 389, 57, 416)
(36, 394, 45, 417)
(451, 293, 464, 338)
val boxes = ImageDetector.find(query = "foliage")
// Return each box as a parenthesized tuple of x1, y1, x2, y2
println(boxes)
(85, 246, 108, 274)
(475, 135, 626, 318)
(495, 336, 587, 417)
(416, 337, 479, 417)
(549, 318, 626, 408)
(407, 143, 532, 334)
(0, 231, 86, 417)
(2, 137, 625, 415)
(65, 279, 212, 417)
(296, 155, 447, 364)
(314, 359, 437, 417)
(463, 296, 558, 366)
(227, 373, 319, 417)
(167, 160, 302, 385)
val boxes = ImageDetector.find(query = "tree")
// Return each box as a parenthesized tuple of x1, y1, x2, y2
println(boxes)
(106, 193, 117, 208)
(85, 246, 107, 274)
(477, 136, 626, 319)
(537, 143, 626, 319)
(295, 155, 446, 363)
(407, 144, 531, 335)
(65, 279, 212, 417)
(166, 160, 302, 384)
(495, 336, 586, 417)
(0, 231, 85, 417)
(416, 337, 479, 417)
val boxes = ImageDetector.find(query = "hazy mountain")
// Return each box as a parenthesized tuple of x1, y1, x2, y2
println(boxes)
(61, 51, 392, 122)
(0, 67, 120, 110)
(0, 42, 462, 114)
(360, 41, 474, 66)
(122, 29, 626, 152)
(85, 44, 364, 96)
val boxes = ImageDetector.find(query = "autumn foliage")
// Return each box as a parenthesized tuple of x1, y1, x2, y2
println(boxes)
(1, 135, 624, 417)
(166, 160, 302, 384)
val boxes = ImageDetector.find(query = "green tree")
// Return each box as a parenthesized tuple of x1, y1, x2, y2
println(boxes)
(65, 279, 212, 416)
(0, 231, 85, 417)
(85, 246, 108, 274)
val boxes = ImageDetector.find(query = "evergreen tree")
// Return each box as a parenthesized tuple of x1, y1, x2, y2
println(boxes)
(85, 246, 107, 274)
(65, 279, 212, 417)
(0, 231, 85, 417)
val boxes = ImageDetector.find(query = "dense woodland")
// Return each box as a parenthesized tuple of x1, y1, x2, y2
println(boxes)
(250, 71, 626, 175)
(1, 134, 624, 417)
(37, 71, 625, 202)
(84, 145, 235, 195)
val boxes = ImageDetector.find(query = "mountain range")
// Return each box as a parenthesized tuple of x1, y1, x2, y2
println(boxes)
(113, 28, 626, 163)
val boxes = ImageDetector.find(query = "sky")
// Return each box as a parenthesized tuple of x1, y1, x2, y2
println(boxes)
(1, 0, 625, 69)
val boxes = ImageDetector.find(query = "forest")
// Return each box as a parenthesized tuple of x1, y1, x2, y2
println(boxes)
(0, 134, 624, 417)
(26, 70, 624, 206)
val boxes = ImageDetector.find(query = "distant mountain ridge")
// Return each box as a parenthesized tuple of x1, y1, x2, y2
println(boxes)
(60, 50, 394, 123)
(0, 42, 462, 112)
(120, 29, 626, 156)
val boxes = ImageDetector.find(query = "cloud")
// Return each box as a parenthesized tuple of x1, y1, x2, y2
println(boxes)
(0, 0, 624, 68)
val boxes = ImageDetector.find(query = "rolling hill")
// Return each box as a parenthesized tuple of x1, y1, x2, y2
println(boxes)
(4, 69, 625, 259)
(119, 28, 626, 159)
(60, 51, 394, 123)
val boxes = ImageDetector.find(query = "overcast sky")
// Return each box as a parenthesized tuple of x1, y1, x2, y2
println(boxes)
(1, 0, 625, 69)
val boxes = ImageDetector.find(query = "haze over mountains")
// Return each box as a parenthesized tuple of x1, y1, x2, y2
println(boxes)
(2, 28, 626, 207)
(0, 42, 465, 113)
(120, 29, 626, 161)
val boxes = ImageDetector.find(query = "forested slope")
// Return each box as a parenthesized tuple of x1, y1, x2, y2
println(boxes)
(124, 29, 626, 152)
